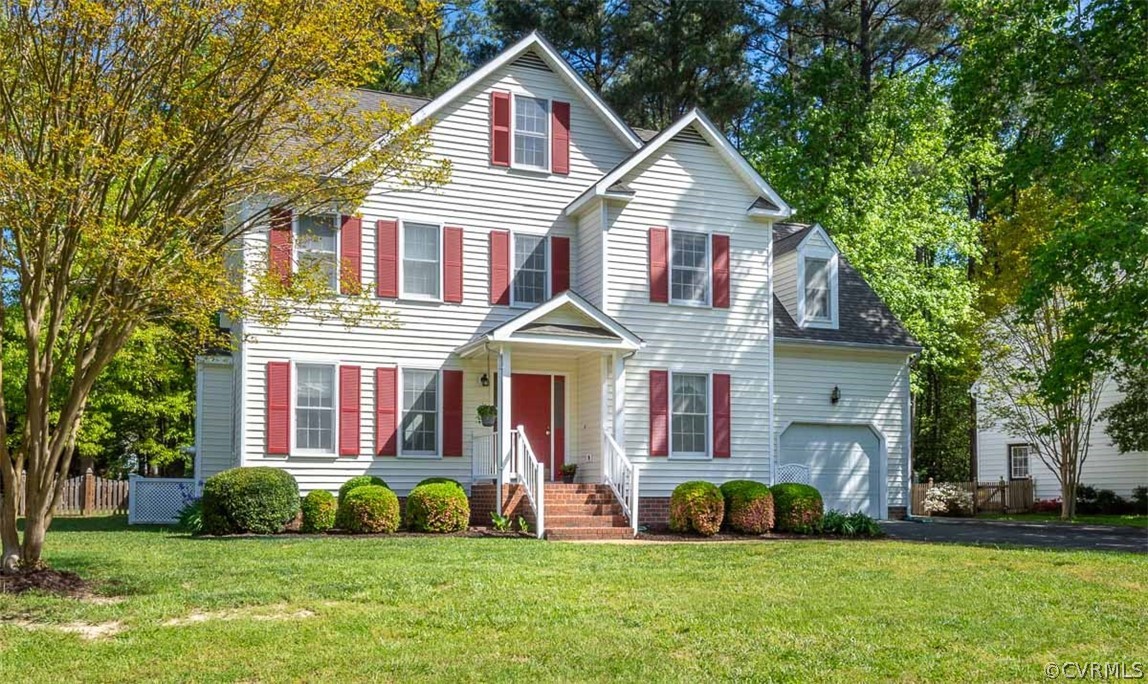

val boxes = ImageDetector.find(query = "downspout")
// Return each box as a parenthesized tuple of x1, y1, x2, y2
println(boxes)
(767, 224, 776, 486)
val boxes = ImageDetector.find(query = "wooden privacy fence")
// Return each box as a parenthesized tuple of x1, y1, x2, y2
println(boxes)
(911, 478, 1035, 516)
(8, 470, 129, 517)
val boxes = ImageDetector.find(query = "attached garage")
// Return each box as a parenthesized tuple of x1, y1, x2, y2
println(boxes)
(779, 423, 885, 517)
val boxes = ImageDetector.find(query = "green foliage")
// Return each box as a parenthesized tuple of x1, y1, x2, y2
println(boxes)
(301, 490, 338, 534)
(405, 483, 470, 533)
(821, 511, 884, 538)
(668, 481, 725, 536)
(1100, 365, 1148, 454)
(177, 498, 204, 535)
(201, 467, 300, 535)
(415, 477, 465, 492)
(490, 512, 512, 532)
(336, 485, 400, 534)
(338, 475, 389, 505)
(517, 516, 529, 535)
(719, 480, 774, 534)
(770, 483, 824, 534)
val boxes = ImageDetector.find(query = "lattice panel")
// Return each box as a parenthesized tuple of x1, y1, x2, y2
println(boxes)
(129, 478, 198, 524)
(775, 463, 811, 486)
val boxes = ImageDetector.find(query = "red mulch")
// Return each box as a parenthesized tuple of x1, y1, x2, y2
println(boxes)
(0, 568, 93, 596)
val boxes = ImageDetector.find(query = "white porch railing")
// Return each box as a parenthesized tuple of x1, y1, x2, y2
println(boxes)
(510, 426, 545, 539)
(471, 433, 499, 481)
(603, 431, 639, 536)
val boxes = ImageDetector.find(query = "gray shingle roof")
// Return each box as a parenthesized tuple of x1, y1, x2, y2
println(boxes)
(773, 225, 919, 350)
(350, 89, 430, 114)
(633, 127, 659, 142)
(750, 196, 781, 212)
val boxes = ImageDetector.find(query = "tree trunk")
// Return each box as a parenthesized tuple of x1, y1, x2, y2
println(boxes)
(0, 477, 20, 572)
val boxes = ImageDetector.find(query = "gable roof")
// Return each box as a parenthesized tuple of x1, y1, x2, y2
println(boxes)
(565, 109, 792, 218)
(772, 225, 919, 350)
(406, 32, 643, 150)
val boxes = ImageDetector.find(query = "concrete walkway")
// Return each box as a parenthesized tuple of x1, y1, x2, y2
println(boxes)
(880, 517, 1147, 554)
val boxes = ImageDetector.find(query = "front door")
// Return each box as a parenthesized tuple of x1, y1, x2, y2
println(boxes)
(511, 373, 554, 479)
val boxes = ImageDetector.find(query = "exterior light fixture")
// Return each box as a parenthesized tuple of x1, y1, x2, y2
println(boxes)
(480, 373, 490, 388)
(831, 386, 841, 404)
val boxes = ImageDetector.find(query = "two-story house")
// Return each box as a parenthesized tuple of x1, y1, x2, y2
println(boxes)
(191, 33, 919, 538)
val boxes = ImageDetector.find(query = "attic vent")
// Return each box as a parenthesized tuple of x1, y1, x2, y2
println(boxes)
(513, 52, 552, 72)
(671, 127, 708, 145)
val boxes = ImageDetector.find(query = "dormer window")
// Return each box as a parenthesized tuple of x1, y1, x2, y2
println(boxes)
(804, 257, 832, 323)
(514, 96, 550, 170)
(795, 225, 839, 329)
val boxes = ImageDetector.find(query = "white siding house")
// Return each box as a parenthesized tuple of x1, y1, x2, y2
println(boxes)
(190, 33, 920, 535)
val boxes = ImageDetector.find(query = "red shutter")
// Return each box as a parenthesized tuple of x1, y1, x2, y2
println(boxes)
(443, 226, 464, 303)
(375, 367, 398, 456)
(551, 236, 570, 295)
(339, 366, 361, 456)
(712, 233, 730, 308)
(490, 91, 511, 167)
(649, 370, 669, 457)
(443, 370, 464, 457)
(713, 373, 731, 458)
(649, 227, 669, 303)
(266, 361, 291, 455)
(376, 219, 398, 298)
(269, 208, 293, 286)
(340, 215, 362, 295)
(489, 230, 510, 305)
(552, 101, 570, 175)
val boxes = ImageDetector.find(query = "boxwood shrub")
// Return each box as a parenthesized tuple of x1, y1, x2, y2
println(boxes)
(405, 482, 470, 533)
(770, 482, 824, 534)
(336, 485, 400, 534)
(337, 475, 389, 505)
(201, 467, 300, 535)
(719, 480, 774, 534)
(668, 481, 725, 536)
(301, 489, 337, 533)
(415, 477, 465, 493)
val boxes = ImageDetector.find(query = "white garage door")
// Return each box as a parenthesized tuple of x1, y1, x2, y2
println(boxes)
(779, 423, 882, 516)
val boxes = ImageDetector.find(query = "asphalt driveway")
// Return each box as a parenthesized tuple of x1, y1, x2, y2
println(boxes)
(880, 517, 1148, 554)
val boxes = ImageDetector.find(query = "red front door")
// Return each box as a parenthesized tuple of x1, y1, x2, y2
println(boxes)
(511, 374, 552, 477)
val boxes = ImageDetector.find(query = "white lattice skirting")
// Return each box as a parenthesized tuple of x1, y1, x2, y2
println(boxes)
(775, 463, 811, 486)
(128, 476, 200, 525)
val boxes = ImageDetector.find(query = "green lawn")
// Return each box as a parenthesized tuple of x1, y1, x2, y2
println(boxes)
(1, 517, 1145, 683)
(978, 512, 1148, 528)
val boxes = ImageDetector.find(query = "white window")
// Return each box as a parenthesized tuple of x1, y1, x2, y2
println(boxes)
(671, 231, 709, 305)
(402, 221, 441, 299)
(514, 96, 549, 170)
(295, 363, 336, 453)
(671, 373, 709, 456)
(1009, 444, 1031, 479)
(402, 369, 439, 455)
(513, 234, 548, 305)
(296, 213, 339, 291)
(804, 256, 832, 322)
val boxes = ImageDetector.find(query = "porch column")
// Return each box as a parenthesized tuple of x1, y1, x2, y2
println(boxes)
(612, 352, 626, 446)
(498, 346, 513, 490)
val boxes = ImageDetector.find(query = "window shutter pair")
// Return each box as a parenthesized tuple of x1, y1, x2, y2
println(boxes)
(648, 370, 731, 458)
(489, 232, 570, 304)
(489, 90, 571, 175)
(647, 228, 730, 308)
(267, 363, 463, 457)
(267, 209, 363, 293)
(376, 221, 464, 303)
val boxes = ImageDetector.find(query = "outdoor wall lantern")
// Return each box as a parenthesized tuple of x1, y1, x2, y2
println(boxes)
(480, 373, 490, 388)
(830, 386, 841, 404)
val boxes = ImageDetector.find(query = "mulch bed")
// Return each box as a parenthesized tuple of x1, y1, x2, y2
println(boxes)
(637, 529, 885, 542)
(0, 568, 94, 596)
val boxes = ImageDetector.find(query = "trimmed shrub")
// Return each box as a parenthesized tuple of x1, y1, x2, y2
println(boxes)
(405, 482, 470, 533)
(336, 485, 400, 534)
(301, 490, 337, 533)
(668, 481, 725, 536)
(415, 477, 465, 493)
(821, 510, 883, 537)
(201, 467, 300, 535)
(1033, 498, 1062, 514)
(1133, 486, 1147, 515)
(719, 480, 774, 534)
(770, 483, 824, 534)
(338, 475, 389, 505)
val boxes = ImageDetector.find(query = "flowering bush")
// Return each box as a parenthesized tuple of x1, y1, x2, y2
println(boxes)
(770, 483, 824, 533)
(922, 483, 973, 516)
(669, 481, 725, 536)
(1033, 498, 1062, 514)
(719, 480, 774, 534)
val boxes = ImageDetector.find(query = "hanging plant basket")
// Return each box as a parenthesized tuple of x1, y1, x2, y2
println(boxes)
(477, 404, 497, 427)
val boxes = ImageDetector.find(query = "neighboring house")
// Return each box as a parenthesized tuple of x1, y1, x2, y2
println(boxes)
(191, 33, 919, 538)
(977, 379, 1148, 500)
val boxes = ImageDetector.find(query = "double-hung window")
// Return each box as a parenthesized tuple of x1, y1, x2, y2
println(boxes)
(1009, 444, 1031, 479)
(295, 363, 336, 453)
(402, 221, 441, 299)
(513, 234, 548, 305)
(402, 369, 439, 455)
(671, 373, 709, 456)
(514, 96, 549, 170)
(296, 213, 339, 291)
(671, 231, 709, 305)
(804, 257, 832, 323)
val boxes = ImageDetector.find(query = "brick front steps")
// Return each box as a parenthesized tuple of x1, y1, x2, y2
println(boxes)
(543, 483, 634, 541)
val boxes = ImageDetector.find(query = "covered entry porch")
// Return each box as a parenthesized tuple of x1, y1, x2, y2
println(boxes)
(456, 292, 643, 538)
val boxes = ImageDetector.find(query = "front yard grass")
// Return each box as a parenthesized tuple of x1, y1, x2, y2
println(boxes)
(978, 512, 1148, 528)
(1, 516, 1145, 683)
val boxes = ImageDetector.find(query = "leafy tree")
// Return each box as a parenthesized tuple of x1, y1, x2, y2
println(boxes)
(368, 1, 491, 97)
(1100, 365, 1148, 455)
(0, 0, 447, 571)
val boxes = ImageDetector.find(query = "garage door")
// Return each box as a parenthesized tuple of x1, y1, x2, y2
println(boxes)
(779, 423, 882, 516)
